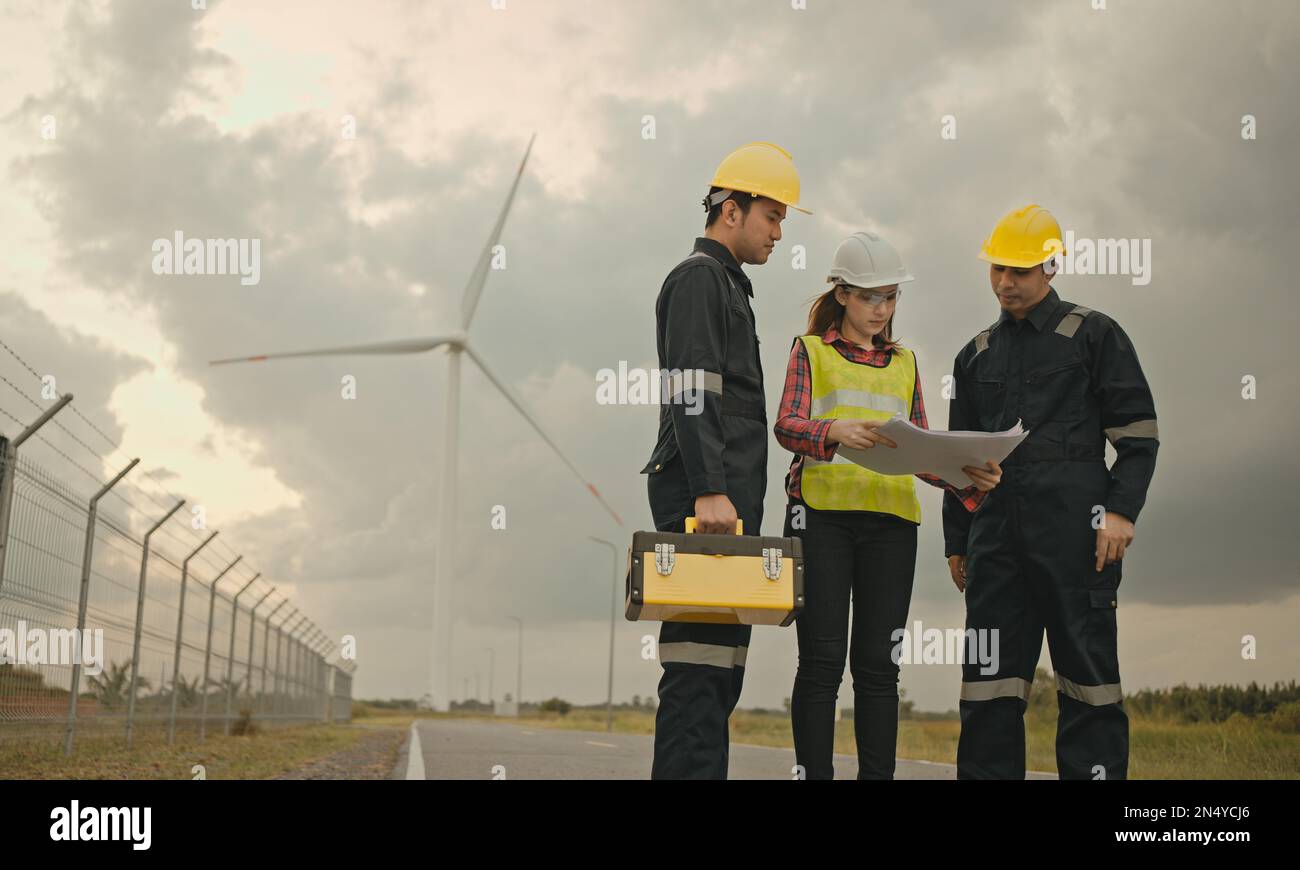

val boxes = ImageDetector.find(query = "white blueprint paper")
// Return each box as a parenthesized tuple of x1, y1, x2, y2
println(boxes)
(835, 416, 1029, 488)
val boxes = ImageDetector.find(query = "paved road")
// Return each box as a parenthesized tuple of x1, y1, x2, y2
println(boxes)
(392, 718, 1057, 780)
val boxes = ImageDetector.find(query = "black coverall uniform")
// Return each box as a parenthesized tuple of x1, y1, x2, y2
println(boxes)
(640, 237, 768, 779)
(943, 287, 1158, 780)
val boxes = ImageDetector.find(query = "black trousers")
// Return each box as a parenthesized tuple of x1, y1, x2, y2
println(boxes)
(957, 463, 1128, 780)
(647, 461, 760, 780)
(783, 499, 918, 780)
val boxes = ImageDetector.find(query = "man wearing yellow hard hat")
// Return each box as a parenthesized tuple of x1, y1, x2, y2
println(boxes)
(639, 142, 809, 778)
(943, 205, 1160, 779)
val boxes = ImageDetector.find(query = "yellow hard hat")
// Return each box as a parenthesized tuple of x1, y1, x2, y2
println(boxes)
(977, 204, 1063, 268)
(704, 142, 812, 215)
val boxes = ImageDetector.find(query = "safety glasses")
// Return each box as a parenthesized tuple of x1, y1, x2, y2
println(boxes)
(846, 286, 902, 306)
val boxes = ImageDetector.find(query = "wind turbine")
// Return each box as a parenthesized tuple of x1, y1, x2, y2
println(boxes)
(211, 134, 623, 711)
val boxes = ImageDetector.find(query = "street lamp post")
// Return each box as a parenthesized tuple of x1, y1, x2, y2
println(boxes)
(508, 616, 523, 715)
(588, 537, 619, 733)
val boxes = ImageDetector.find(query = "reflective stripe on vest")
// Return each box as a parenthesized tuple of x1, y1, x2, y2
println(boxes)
(799, 335, 921, 522)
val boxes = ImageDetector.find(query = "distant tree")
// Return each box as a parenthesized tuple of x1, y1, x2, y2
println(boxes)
(210, 676, 238, 700)
(171, 674, 201, 708)
(1268, 701, 1300, 734)
(539, 697, 571, 716)
(0, 664, 48, 694)
(1028, 668, 1057, 711)
(1125, 679, 1300, 724)
(87, 661, 150, 709)
(898, 688, 915, 720)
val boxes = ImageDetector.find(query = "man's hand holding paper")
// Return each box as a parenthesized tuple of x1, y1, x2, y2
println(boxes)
(833, 415, 1026, 489)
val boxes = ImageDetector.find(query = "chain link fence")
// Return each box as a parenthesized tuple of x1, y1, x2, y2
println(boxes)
(0, 437, 356, 754)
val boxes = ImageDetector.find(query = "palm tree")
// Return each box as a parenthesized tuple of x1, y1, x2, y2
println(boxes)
(170, 674, 201, 708)
(86, 661, 150, 709)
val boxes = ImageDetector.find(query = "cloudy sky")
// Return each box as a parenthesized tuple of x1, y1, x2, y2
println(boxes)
(1, 0, 1296, 712)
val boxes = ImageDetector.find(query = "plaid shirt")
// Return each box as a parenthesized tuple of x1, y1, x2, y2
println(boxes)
(774, 328, 987, 513)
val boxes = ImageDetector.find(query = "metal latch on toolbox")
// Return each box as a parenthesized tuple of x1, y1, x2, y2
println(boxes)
(654, 542, 676, 575)
(762, 547, 782, 580)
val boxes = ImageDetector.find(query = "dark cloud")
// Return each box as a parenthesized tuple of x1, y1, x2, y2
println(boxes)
(4, 0, 1297, 704)
(0, 291, 145, 474)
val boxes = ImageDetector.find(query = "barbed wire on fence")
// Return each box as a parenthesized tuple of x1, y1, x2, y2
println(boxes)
(0, 334, 354, 750)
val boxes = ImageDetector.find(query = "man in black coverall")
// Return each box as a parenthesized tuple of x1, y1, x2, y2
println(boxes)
(944, 204, 1159, 780)
(639, 142, 810, 778)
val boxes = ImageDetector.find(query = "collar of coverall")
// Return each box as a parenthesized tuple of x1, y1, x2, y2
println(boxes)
(693, 236, 753, 297)
(995, 286, 1062, 332)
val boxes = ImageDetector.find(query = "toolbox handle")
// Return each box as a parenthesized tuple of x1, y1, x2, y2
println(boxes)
(684, 516, 743, 535)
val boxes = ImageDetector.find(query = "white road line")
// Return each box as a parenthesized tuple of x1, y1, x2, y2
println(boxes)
(584, 740, 618, 748)
(405, 721, 425, 780)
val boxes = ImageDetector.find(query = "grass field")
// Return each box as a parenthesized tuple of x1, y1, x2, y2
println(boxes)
(5, 703, 1296, 779)
(502, 705, 1300, 779)
(0, 717, 410, 780)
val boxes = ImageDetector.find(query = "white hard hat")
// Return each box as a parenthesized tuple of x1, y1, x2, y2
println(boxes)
(827, 231, 915, 289)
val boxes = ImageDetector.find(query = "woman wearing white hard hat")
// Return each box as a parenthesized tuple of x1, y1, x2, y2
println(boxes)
(774, 231, 1002, 779)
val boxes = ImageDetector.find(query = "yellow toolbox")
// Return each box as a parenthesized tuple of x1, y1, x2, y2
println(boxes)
(625, 518, 804, 626)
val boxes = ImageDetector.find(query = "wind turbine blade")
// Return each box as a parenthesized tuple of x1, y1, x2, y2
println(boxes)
(460, 133, 536, 332)
(210, 335, 461, 366)
(461, 342, 623, 527)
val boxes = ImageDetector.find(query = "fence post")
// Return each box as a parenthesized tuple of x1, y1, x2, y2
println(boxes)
(342, 662, 356, 722)
(278, 615, 294, 716)
(260, 600, 287, 715)
(307, 630, 320, 720)
(311, 631, 326, 722)
(304, 630, 316, 720)
(273, 609, 297, 716)
(304, 625, 318, 720)
(62, 456, 137, 757)
(316, 633, 329, 722)
(290, 619, 308, 718)
(292, 619, 311, 719)
(124, 499, 185, 750)
(198, 555, 242, 742)
(271, 615, 285, 716)
(222, 573, 259, 735)
(320, 636, 336, 722)
(168, 531, 219, 744)
(244, 587, 274, 722)
(0, 394, 73, 595)
(0, 437, 14, 596)
(324, 639, 338, 721)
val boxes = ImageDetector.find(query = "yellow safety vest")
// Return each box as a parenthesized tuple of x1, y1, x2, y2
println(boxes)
(798, 335, 921, 522)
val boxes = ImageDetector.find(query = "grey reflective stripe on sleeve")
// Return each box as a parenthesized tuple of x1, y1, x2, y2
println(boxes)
(1056, 674, 1123, 706)
(809, 389, 907, 418)
(1105, 419, 1159, 443)
(666, 370, 723, 400)
(973, 330, 991, 357)
(1054, 305, 1093, 338)
(660, 642, 747, 669)
(960, 676, 1031, 702)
